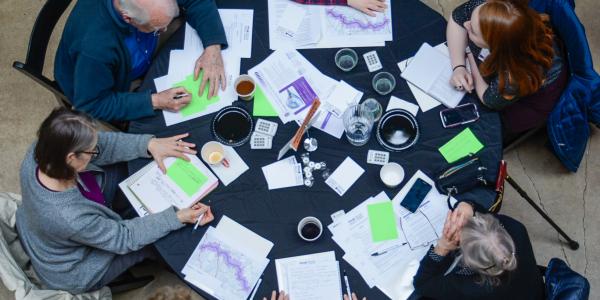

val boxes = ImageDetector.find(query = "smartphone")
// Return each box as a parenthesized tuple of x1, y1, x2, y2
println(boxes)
(440, 103, 480, 128)
(401, 178, 432, 213)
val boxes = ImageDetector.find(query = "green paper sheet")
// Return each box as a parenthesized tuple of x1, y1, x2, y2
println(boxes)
(166, 158, 208, 197)
(252, 85, 278, 117)
(367, 201, 399, 242)
(172, 72, 220, 117)
(438, 128, 484, 163)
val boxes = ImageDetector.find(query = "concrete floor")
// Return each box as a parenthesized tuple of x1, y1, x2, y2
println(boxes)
(0, 0, 598, 299)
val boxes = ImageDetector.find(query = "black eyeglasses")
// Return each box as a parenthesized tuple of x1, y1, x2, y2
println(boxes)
(78, 145, 100, 159)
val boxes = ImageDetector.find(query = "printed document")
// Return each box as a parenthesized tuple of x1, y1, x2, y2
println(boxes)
(387, 96, 419, 116)
(261, 156, 304, 190)
(325, 157, 365, 196)
(184, 10, 253, 58)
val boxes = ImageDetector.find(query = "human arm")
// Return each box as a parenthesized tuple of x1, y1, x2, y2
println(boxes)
(447, 12, 473, 92)
(293, 0, 387, 16)
(467, 52, 489, 101)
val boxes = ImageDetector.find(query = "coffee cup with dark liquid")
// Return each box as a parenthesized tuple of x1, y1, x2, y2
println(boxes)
(234, 75, 256, 101)
(297, 216, 323, 242)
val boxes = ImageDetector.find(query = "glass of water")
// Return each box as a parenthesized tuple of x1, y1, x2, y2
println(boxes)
(335, 48, 358, 72)
(343, 104, 375, 146)
(372, 71, 396, 95)
(361, 98, 383, 122)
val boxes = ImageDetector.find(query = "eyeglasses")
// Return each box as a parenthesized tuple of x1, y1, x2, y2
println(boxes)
(78, 145, 100, 159)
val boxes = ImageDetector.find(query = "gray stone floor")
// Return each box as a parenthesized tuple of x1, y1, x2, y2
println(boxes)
(0, 0, 598, 299)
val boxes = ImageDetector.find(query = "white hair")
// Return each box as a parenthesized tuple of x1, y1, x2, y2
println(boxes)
(460, 213, 517, 286)
(119, 0, 179, 25)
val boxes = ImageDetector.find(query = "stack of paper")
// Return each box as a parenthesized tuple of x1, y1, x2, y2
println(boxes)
(248, 49, 346, 138)
(275, 251, 343, 300)
(268, 0, 392, 49)
(261, 156, 303, 190)
(183, 216, 273, 300)
(119, 154, 218, 215)
(154, 9, 254, 126)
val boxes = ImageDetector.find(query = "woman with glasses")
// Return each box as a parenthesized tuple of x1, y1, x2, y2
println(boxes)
(412, 211, 544, 300)
(16, 108, 214, 294)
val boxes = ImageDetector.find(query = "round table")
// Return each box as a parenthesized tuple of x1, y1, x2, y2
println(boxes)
(128, 0, 502, 299)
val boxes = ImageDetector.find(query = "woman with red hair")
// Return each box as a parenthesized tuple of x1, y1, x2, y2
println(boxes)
(447, 0, 567, 138)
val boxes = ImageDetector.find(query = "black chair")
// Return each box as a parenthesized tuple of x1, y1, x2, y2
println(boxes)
(12, 0, 121, 131)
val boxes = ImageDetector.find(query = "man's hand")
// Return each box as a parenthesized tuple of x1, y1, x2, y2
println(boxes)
(147, 133, 197, 174)
(151, 87, 191, 111)
(176, 203, 214, 225)
(348, 0, 388, 17)
(194, 44, 226, 99)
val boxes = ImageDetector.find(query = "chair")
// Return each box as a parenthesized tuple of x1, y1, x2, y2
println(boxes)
(488, 161, 579, 250)
(12, 0, 121, 131)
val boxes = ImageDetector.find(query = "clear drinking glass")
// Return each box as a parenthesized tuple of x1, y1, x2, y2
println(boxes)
(372, 71, 396, 95)
(361, 98, 383, 122)
(343, 104, 375, 146)
(335, 48, 358, 72)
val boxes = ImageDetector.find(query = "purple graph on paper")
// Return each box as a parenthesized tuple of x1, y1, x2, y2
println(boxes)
(199, 242, 252, 292)
(326, 8, 390, 31)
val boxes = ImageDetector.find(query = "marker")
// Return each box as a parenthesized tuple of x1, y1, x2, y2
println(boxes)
(343, 270, 352, 298)
(193, 212, 205, 231)
(370, 243, 408, 256)
(249, 275, 263, 300)
(174, 93, 189, 100)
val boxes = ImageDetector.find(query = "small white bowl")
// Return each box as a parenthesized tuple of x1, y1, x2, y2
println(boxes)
(380, 162, 405, 188)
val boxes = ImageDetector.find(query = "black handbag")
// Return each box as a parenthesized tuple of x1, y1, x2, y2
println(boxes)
(435, 155, 489, 207)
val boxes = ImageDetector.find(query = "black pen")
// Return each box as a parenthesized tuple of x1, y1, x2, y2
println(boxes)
(173, 93, 189, 100)
(370, 242, 408, 256)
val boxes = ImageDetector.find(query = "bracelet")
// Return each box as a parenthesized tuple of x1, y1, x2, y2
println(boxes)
(452, 65, 466, 72)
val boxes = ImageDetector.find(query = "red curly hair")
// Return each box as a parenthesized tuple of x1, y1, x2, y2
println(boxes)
(478, 0, 555, 98)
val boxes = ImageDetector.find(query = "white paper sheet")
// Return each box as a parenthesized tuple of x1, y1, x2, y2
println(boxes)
(325, 157, 365, 196)
(323, 80, 363, 118)
(261, 156, 304, 190)
(207, 146, 248, 186)
(275, 251, 342, 300)
(126, 154, 218, 213)
(182, 226, 269, 300)
(268, 0, 322, 49)
(215, 216, 273, 258)
(387, 96, 419, 116)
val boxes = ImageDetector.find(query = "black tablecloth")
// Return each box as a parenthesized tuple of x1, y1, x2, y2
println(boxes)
(128, 1, 502, 299)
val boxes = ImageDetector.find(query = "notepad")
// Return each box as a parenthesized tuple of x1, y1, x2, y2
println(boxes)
(173, 72, 220, 117)
(438, 128, 484, 163)
(325, 157, 365, 196)
(253, 85, 278, 117)
(367, 201, 399, 242)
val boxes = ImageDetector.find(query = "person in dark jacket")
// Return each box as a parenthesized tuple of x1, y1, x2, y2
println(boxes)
(55, 0, 228, 122)
(413, 212, 544, 300)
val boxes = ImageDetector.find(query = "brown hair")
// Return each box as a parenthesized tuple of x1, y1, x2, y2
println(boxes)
(34, 108, 97, 180)
(148, 286, 192, 300)
(478, 0, 555, 98)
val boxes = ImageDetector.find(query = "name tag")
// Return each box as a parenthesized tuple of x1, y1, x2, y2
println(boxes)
(478, 48, 490, 61)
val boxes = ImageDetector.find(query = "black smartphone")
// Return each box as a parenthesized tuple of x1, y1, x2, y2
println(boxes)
(401, 178, 433, 213)
(440, 103, 480, 128)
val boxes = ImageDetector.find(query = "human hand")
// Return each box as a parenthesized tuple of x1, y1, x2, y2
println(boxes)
(452, 202, 474, 229)
(176, 202, 214, 224)
(147, 133, 197, 173)
(434, 212, 461, 256)
(194, 44, 226, 99)
(344, 292, 367, 300)
(151, 87, 192, 112)
(264, 290, 288, 300)
(348, 0, 387, 17)
(450, 66, 474, 93)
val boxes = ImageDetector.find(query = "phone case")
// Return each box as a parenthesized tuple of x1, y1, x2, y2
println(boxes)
(401, 178, 432, 213)
(440, 103, 480, 128)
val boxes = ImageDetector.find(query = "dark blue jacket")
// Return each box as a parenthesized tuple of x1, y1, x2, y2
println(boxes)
(529, 0, 600, 172)
(54, 0, 227, 122)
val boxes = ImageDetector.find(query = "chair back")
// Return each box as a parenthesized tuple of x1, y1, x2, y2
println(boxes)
(544, 258, 590, 300)
(528, 0, 600, 172)
(12, 0, 72, 108)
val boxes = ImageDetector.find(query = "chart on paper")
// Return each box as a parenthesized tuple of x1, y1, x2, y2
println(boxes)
(182, 227, 268, 300)
(324, 7, 391, 36)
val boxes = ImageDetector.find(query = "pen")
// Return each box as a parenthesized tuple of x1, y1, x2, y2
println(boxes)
(343, 270, 352, 298)
(249, 275, 263, 300)
(193, 212, 205, 231)
(173, 93, 189, 100)
(370, 243, 408, 256)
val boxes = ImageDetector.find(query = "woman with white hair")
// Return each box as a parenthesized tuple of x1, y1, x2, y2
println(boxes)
(412, 212, 544, 299)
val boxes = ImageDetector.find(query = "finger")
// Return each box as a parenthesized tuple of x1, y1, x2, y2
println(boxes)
(220, 72, 227, 91)
(157, 158, 167, 174)
(369, 4, 385, 12)
(364, 8, 376, 17)
(271, 290, 276, 300)
(176, 94, 192, 105)
(209, 74, 217, 99)
(180, 146, 198, 155)
(353, 293, 359, 300)
(171, 86, 188, 95)
(177, 141, 196, 149)
(199, 71, 209, 96)
(170, 133, 190, 141)
(466, 73, 474, 91)
(344, 295, 349, 300)
(169, 149, 190, 161)
(194, 61, 202, 81)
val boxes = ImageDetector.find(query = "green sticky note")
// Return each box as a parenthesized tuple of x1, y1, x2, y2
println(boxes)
(166, 158, 208, 197)
(252, 85, 278, 117)
(367, 201, 399, 242)
(172, 72, 220, 117)
(438, 128, 484, 163)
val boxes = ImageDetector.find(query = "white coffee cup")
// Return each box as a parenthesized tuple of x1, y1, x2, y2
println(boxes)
(200, 141, 229, 167)
(297, 216, 323, 242)
(380, 162, 405, 188)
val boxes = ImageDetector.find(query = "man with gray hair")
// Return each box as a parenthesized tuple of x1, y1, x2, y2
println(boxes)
(54, 0, 228, 122)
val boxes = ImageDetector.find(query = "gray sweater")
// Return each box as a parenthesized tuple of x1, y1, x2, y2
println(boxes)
(16, 132, 185, 293)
